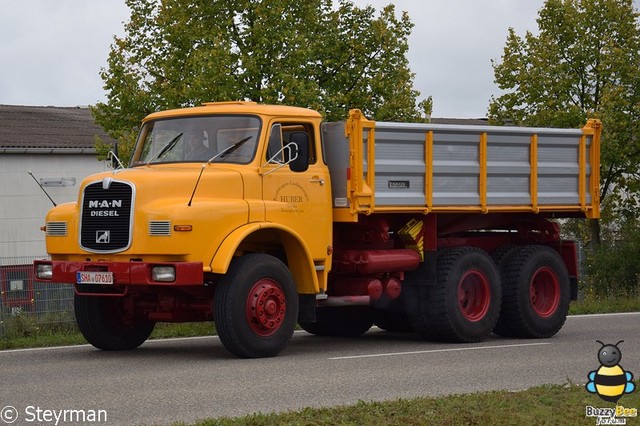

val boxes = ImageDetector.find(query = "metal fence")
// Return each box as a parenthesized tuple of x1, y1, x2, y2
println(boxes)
(0, 256, 75, 338)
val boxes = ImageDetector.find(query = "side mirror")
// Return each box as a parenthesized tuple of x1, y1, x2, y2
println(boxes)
(107, 147, 125, 170)
(289, 132, 309, 173)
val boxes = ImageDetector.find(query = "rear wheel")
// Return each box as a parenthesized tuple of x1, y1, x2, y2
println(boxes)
(214, 254, 298, 358)
(299, 306, 373, 337)
(491, 245, 520, 337)
(408, 247, 501, 343)
(75, 294, 155, 350)
(494, 246, 570, 338)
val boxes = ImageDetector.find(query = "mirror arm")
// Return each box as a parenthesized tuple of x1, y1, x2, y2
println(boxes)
(107, 150, 126, 170)
(260, 144, 298, 176)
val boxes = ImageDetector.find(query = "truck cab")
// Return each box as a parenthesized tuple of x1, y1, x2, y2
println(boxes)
(36, 102, 332, 357)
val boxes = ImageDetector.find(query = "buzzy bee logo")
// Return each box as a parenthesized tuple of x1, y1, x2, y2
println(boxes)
(585, 340, 637, 425)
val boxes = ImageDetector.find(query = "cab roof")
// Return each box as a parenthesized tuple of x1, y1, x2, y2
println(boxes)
(143, 101, 322, 122)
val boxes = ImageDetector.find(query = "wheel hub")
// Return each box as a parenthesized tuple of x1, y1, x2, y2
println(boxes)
(246, 279, 286, 336)
(457, 270, 490, 322)
(530, 267, 560, 318)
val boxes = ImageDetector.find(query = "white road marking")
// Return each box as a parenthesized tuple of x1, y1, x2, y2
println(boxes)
(567, 312, 640, 319)
(328, 342, 551, 360)
(0, 335, 216, 354)
(0, 344, 91, 353)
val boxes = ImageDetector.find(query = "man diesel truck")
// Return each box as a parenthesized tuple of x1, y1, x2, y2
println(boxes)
(35, 102, 601, 358)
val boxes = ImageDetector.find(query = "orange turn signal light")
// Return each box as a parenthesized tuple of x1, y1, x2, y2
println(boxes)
(173, 225, 193, 232)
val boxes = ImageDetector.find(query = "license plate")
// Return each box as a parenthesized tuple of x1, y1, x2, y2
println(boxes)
(76, 271, 114, 285)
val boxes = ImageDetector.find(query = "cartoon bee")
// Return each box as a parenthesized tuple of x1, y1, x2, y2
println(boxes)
(586, 340, 635, 403)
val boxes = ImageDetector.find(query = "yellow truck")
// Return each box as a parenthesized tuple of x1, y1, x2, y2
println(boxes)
(35, 102, 601, 358)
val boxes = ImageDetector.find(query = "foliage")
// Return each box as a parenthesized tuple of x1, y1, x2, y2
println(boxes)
(562, 202, 640, 296)
(570, 292, 640, 314)
(0, 320, 217, 350)
(583, 217, 640, 296)
(150, 322, 215, 339)
(489, 0, 640, 219)
(0, 311, 77, 340)
(92, 0, 427, 161)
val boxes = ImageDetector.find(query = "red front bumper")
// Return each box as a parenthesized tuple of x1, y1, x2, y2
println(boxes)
(34, 260, 204, 287)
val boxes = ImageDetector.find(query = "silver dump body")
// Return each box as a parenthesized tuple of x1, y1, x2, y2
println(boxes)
(322, 119, 600, 216)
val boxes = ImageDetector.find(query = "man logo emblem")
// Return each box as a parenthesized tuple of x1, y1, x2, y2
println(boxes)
(96, 230, 110, 244)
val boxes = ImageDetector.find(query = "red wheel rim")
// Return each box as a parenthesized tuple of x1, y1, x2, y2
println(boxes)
(457, 270, 490, 322)
(246, 279, 287, 336)
(529, 267, 559, 318)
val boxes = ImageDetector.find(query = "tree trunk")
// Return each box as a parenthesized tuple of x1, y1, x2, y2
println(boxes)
(587, 218, 601, 253)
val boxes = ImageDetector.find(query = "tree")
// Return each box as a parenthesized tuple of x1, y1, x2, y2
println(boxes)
(489, 0, 640, 245)
(92, 0, 426, 163)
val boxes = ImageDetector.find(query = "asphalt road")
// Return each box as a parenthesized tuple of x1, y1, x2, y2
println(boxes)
(1, 312, 639, 425)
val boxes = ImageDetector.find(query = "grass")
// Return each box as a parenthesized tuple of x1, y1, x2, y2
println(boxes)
(569, 294, 640, 315)
(172, 381, 640, 426)
(0, 321, 215, 350)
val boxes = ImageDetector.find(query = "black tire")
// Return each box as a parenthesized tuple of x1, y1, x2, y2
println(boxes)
(214, 254, 298, 358)
(494, 245, 570, 338)
(409, 247, 501, 343)
(299, 306, 373, 337)
(491, 245, 519, 269)
(298, 317, 330, 336)
(490, 245, 520, 337)
(74, 294, 155, 350)
(374, 311, 413, 332)
(373, 296, 413, 332)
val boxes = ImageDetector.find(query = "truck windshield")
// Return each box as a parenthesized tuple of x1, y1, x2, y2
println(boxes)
(132, 115, 261, 165)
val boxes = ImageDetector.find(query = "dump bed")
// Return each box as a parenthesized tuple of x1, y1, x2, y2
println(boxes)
(323, 110, 601, 222)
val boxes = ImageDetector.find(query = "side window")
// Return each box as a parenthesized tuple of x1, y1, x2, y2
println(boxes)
(266, 124, 284, 163)
(266, 122, 316, 165)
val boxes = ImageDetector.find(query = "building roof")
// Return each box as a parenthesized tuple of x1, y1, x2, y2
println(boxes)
(0, 105, 116, 150)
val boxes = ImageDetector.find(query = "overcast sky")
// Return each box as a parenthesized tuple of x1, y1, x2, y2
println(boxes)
(1, 1, 638, 118)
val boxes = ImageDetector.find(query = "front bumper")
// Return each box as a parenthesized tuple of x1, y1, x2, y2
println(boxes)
(34, 260, 204, 287)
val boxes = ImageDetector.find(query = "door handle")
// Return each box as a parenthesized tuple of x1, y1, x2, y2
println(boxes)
(310, 178, 325, 186)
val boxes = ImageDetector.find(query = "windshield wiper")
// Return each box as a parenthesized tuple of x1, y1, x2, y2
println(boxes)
(146, 133, 183, 166)
(207, 136, 253, 163)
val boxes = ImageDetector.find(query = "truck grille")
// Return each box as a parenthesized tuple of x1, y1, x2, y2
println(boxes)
(80, 180, 134, 253)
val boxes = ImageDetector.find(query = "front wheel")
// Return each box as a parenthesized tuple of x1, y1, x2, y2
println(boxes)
(214, 254, 298, 358)
(74, 294, 155, 350)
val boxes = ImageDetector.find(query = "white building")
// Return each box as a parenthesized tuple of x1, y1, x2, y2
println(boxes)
(0, 105, 116, 260)
(0, 105, 116, 314)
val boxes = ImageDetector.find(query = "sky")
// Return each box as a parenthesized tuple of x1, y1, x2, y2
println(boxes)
(0, 1, 638, 118)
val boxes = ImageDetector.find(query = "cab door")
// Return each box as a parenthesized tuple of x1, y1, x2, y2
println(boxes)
(261, 120, 332, 266)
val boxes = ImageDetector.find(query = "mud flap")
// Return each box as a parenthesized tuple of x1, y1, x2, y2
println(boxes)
(298, 294, 317, 322)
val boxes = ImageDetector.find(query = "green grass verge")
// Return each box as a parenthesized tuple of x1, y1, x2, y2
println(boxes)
(0, 321, 215, 350)
(1, 295, 638, 350)
(173, 381, 640, 426)
(569, 294, 640, 315)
